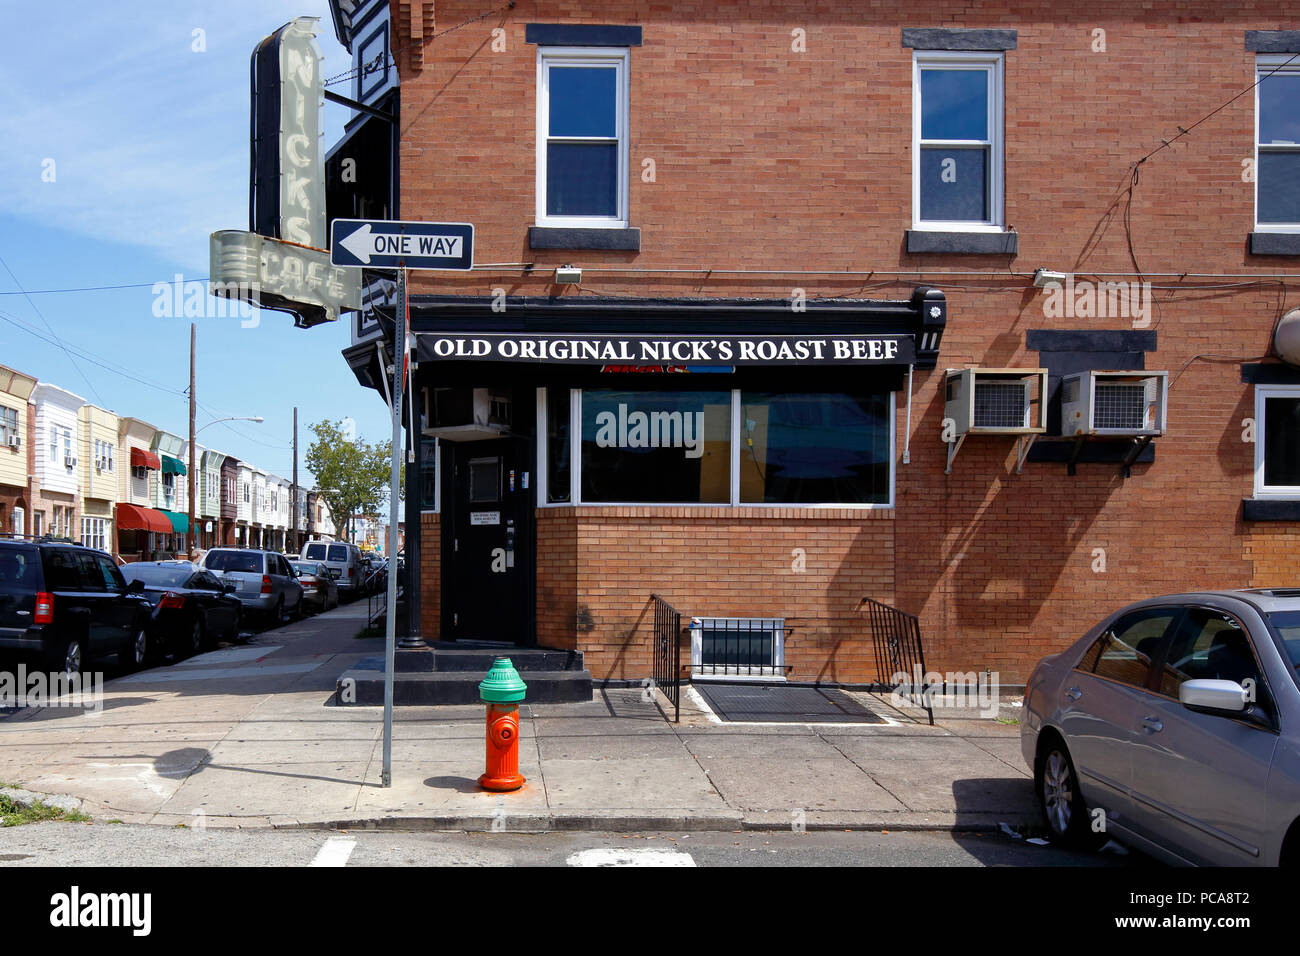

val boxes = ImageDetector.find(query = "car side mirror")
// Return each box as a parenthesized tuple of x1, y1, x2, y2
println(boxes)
(221, 583, 237, 594)
(1179, 678, 1248, 714)
(127, 579, 145, 594)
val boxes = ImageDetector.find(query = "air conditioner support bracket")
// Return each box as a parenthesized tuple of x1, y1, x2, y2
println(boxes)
(1120, 435, 1155, 478)
(944, 434, 966, 475)
(1014, 435, 1037, 475)
(1066, 436, 1088, 476)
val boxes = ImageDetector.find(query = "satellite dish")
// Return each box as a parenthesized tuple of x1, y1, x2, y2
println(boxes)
(1274, 308, 1300, 366)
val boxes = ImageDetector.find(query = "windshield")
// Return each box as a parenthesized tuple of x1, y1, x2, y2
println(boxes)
(0, 548, 40, 595)
(292, 562, 319, 575)
(122, 565, 192, 588)
(304, 543, 327, 560)
(205, 550, 262, 573)
(328, 545, 349, 562)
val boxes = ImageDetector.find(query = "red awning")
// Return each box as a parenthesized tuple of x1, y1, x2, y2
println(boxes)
(130, 447, 162, 470)
(116, 503, 173, 534)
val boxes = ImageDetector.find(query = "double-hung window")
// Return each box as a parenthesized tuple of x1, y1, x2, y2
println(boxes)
(912, 51, 1004, 231)
(1256, 55, 1300, 231)
(1254, 384, 1300, 497)
(536, 48, 629, 228)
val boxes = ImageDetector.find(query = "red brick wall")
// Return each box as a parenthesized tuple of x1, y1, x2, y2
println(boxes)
(398, 1, 1300, 681)
(419, 512, 441, 639)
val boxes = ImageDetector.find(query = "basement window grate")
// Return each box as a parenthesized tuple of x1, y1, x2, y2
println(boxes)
(692, 617, 786, 679)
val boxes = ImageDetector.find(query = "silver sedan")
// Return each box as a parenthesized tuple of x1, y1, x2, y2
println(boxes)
(1021, 589, 1300, 866)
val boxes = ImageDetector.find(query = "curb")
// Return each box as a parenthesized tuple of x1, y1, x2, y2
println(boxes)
(0, 786, 87, 816)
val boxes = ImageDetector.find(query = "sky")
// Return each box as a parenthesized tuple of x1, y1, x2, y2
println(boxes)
(0, 0, 390, 485)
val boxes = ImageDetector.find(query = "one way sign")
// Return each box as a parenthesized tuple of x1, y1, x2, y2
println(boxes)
(330, 219, 474, 270)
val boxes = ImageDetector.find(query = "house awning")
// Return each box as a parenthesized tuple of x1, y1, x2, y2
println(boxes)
(160, 455, 187, 475)
(116, 503, 172, 534)
(159, 510, 189, 534)
(130, 447, 161, 470)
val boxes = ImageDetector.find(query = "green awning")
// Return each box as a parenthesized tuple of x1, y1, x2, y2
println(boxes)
(160, 510, 189, 534)
(160, 455, 187, 475)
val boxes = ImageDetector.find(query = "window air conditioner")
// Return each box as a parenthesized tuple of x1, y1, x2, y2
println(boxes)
(424, 387, 512, 441)
(944, 368, 1047, 436)
(1061, 371, 1168, 437)
(6, 435, 19, 450)
(64, 455, 77, 468)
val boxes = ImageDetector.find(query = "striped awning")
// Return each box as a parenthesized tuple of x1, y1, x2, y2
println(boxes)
(130, 447, 161, 470)
(116, 503, 172, 534)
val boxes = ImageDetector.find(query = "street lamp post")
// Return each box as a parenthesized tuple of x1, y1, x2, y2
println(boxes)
(190, 414, 264, 556)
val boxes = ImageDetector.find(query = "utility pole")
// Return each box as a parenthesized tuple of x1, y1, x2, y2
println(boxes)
(187, 323, 196, 558)
(291, 406, 299, 554)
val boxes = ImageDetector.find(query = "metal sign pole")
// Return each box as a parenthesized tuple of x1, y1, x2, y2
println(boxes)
(382, 266, 407, 787)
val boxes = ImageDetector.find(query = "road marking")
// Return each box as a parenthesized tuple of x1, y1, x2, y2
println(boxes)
(310, 837, 357, 867)
(565, 848, 696, 867)
(176, 646, 283, 667)
(115, 662, 321, 683)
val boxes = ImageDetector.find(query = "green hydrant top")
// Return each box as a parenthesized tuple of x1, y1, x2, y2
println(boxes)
(478, 657, 528, 703)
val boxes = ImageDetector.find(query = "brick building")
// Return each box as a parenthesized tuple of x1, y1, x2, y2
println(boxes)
(333, 1, 1300, 682)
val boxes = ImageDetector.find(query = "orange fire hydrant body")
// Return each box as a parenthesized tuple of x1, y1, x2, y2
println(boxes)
(477, 657, 528, 792)
(478, 702, 525, 792)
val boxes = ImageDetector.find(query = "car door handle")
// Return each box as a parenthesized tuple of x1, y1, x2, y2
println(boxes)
(1065, 686, 1083, 702)
(1141, 716, 1164, 734)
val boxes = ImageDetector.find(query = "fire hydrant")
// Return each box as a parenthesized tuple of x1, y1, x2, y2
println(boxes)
(477, 657, 528, 792)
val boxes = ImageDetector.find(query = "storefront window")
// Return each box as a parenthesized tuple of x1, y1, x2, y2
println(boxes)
(546, 388, 571, 503)
(739, 393, 891, 504)
(580, 390, 732, 503)
(419, 439, 439, 510)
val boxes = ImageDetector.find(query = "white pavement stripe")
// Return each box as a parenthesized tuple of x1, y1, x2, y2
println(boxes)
(310, 837, 357, 867)
(565, 848, 696, 867)
(176, 646, 283, 666)
(115, 662, 322, 683)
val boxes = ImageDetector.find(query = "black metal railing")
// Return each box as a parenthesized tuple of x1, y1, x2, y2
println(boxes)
(860, 597, 934, 725)
(367, 583, 386, 634)
(692, 617, 791, 678)
(651, 593, 683, 723)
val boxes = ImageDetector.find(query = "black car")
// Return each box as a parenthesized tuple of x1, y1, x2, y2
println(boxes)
(0, 538, 154, 676)
(119, 562, 244, 657)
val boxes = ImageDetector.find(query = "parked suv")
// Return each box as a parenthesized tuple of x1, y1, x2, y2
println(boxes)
(0, 538, 154, 675)
(300, 540, 362, 601)
(199, 548, 304, 625)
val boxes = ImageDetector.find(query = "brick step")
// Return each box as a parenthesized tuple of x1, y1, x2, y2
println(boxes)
(335, 668, 593, 706)
(364, 646, 586, 674)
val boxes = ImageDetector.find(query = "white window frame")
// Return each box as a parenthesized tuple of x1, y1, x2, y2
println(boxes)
(537, 388, 895, 509)
(1254, 384, 1300, 497)
(1255, 54, 1300, 233)
(535, 46, 631, 229)
(912, 50, 1005, 233)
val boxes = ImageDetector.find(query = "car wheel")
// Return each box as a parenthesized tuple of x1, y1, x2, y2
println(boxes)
(50, 634, 84, 678)
(272, 595, 285, 627)
(128, 628, 149, 670)
(186, 618, 204, 658)
(1037, 738, 1105, 850)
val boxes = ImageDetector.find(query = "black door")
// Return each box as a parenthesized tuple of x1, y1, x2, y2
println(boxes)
(441, 437, 535, 644)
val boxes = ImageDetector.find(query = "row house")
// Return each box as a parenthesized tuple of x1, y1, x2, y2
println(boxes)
(29, 383, 85, 541)
(78, 402, 119, 553)
(220, 455, 240, 546)
(332, 0, 1300, 683)
(0, 365, 35, 537)
(148, 428, 188, 550)
(198, 447, 223, 550)
(116, 416, 168, 560)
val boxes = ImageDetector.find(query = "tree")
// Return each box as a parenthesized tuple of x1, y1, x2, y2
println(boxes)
(305, 420, 402, 543)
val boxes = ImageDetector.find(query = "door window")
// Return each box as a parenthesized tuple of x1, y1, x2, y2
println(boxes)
(1156, 607, 1270, 707)
(73, 553, 106, 592)
(42, 550, 81, 590)
(1076, 608, 1178, 690)
(95, 555, 125, 592)
(469, 458, 501, 503)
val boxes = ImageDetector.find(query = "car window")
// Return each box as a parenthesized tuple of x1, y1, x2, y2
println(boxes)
(0, 549, 39, 594)
(43, 550, 82, 591)
(205, 550, 262, 573)
(186, 570, 217, 591)
(328, 545, 349, 563)
(1156, 607, 1270, 705)
(72, 553, 106, 592)
(1077, 608, 1178, 690)
(96, 555, 126, 592)
(304, 543, 327, 560)
(122, 565, 191, 588)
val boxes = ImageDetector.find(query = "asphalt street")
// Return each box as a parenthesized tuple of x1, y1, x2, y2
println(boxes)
(0, 822, 1142, 867)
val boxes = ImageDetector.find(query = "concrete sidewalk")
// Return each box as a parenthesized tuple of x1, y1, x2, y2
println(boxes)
(0, 604, 1040, 832)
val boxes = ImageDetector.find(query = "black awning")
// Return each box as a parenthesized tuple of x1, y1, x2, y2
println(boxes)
(407, 289, 946, 368)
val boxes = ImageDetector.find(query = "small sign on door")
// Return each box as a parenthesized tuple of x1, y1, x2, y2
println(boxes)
(470, 511, 501, 525)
